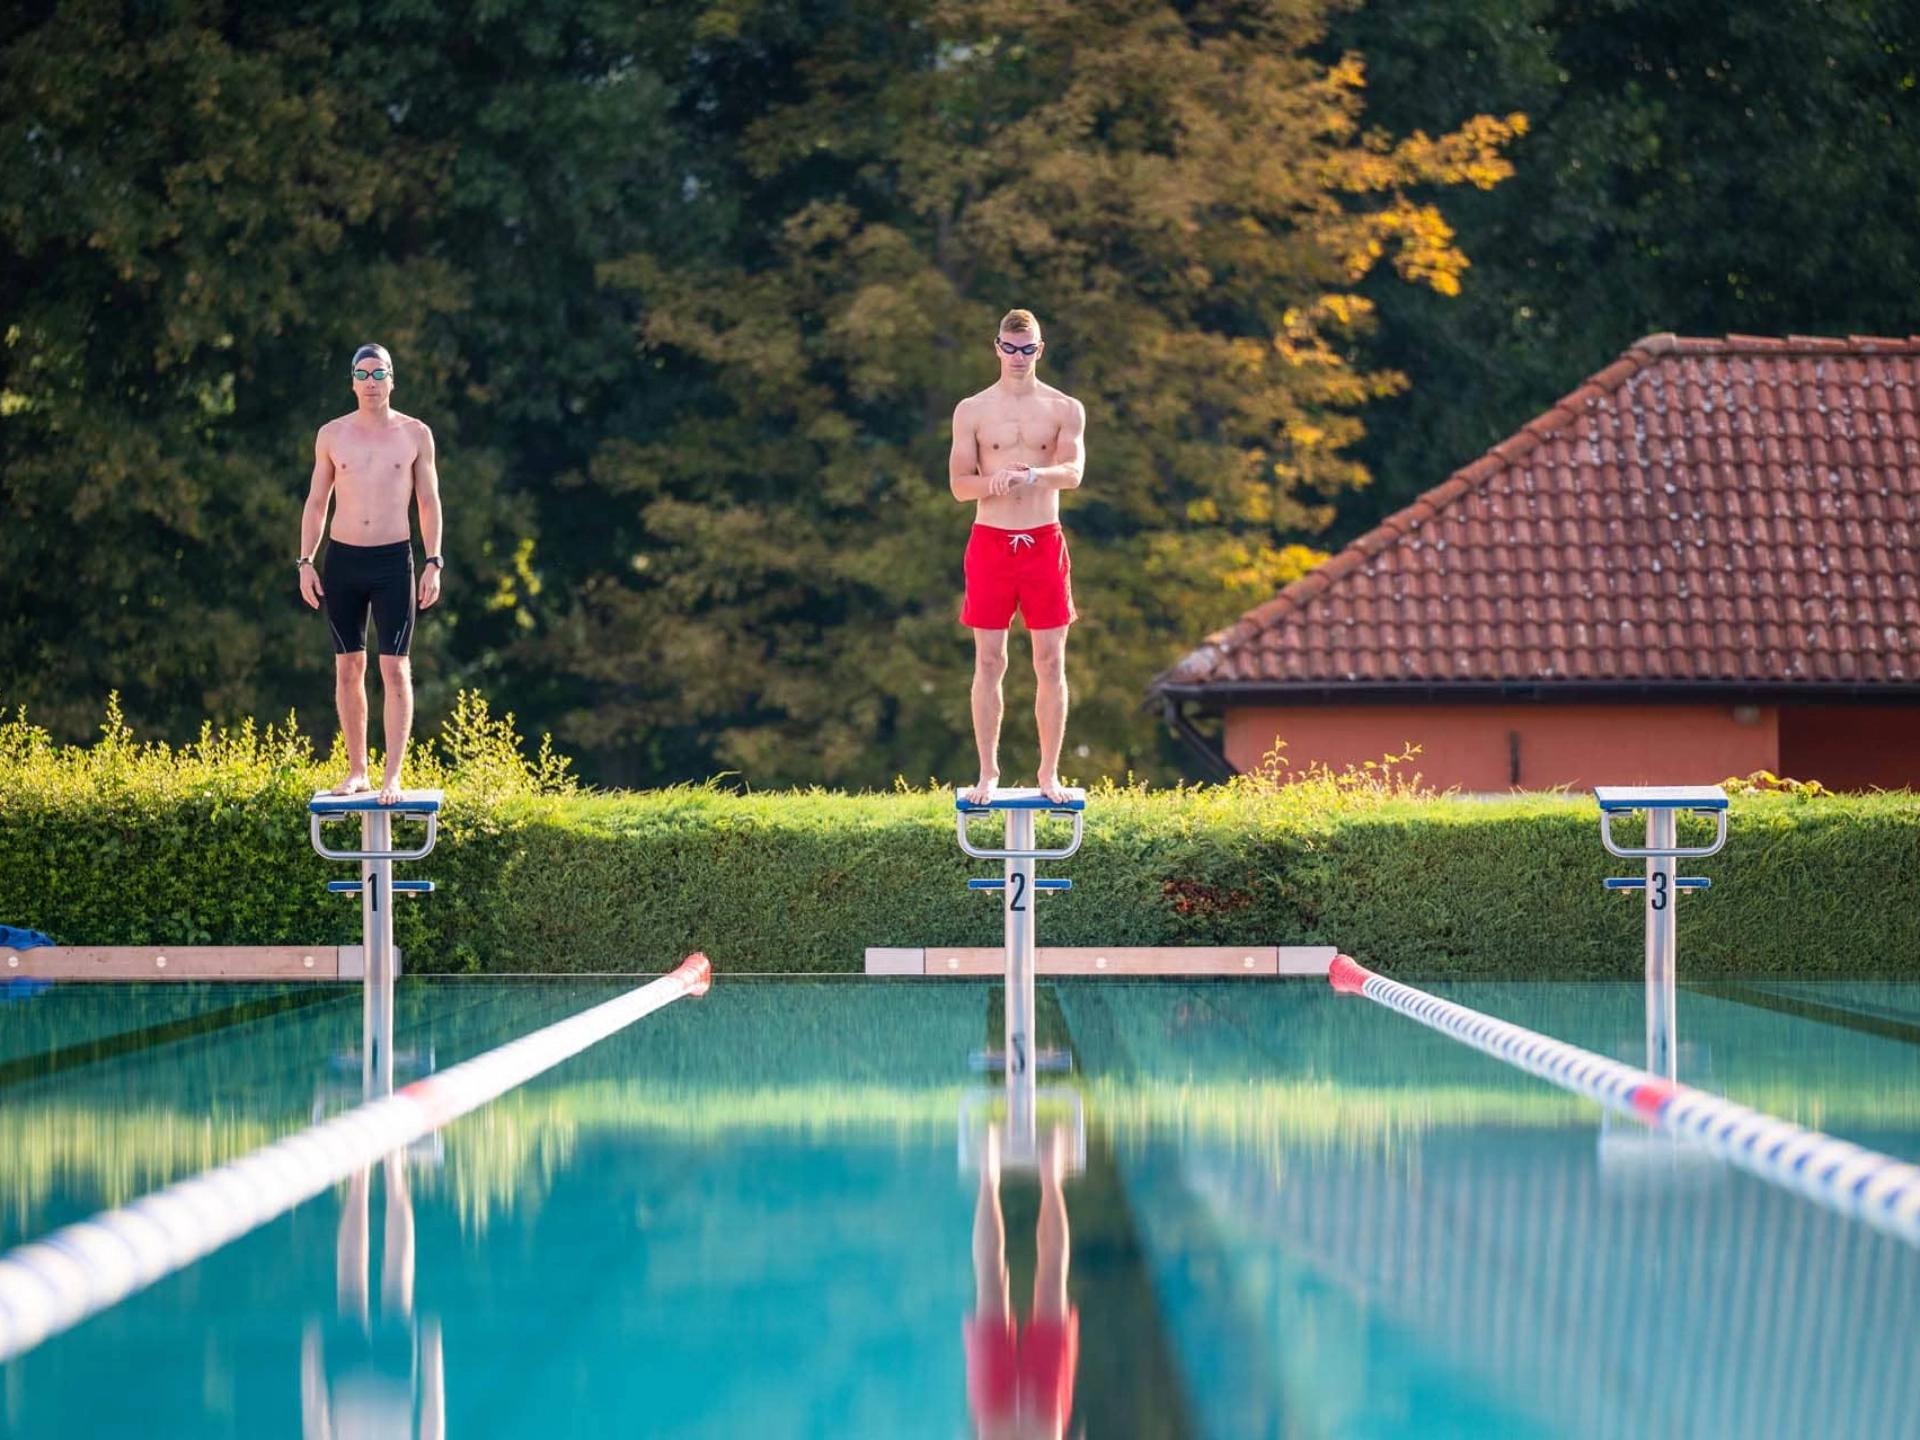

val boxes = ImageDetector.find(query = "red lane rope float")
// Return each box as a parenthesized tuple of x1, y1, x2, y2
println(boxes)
(0, 953, 712, 1363)
(1329, 954, 1920, 1250)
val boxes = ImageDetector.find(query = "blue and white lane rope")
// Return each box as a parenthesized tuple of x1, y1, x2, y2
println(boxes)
(0, 953, 712, 1364)
(1328, 954, 1920, 1250)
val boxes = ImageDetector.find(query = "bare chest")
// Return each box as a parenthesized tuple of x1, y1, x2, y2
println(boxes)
(333, 435, 416, 495)
(977, 405, 1063, 459)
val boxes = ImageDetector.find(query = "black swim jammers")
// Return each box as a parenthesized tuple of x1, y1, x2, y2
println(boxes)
(322, 539, 416, 657)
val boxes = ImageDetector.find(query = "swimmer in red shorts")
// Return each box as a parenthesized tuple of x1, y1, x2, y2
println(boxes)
(965, 1124, 1079, 1440)
(949, 309, 1087, 805)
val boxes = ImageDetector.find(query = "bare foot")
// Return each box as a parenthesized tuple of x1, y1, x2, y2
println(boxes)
(1036, 771, 1070, 804)
(376, 772, 404, 806)
(960, 775, 999, 807)
(331, 773, 372, 797)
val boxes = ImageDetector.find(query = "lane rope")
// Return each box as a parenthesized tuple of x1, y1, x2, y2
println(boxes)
(0, 953, 712, 1363)
(1329, 953, 1920, 1250)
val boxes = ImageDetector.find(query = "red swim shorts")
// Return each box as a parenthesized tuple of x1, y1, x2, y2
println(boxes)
(964, 1309, 1080, 1430)
(960, 523, 1076, 631)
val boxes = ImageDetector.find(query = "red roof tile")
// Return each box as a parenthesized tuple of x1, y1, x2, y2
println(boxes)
(1155, 335, 1920, 696)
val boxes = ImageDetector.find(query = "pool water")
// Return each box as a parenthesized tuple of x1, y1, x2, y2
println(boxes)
(3, 977, 1919, 1437)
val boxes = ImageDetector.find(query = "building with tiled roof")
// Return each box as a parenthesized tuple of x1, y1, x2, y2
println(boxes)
(1150, 335, 1920, 792)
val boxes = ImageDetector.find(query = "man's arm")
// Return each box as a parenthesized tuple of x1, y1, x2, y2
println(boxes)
(413, 424, 444, 557)
(297, 431, 334, 608)
(949, 400, 995, 501)
(300, 430, 335, 559)
(1028, 399, 1086, 490)
(414, 424, 445, 609)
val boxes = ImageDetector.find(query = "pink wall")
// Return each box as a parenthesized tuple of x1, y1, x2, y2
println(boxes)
(1223, 704, 1783, 793)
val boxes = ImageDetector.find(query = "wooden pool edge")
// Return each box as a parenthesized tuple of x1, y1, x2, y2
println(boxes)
(0, 946, 374, 982)
(868, 946, 1338, 977)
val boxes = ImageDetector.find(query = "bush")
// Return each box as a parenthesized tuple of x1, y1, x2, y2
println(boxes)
(0, 692, 573, 973)
(3, 699, 1917, 977)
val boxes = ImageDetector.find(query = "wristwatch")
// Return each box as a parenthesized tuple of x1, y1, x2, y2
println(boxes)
(425, 555, 445, 570)
(1023, 465, 1037, 487)
(296, 557, 313, 569)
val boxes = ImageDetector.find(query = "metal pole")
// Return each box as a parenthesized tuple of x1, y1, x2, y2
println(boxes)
(1005, 807, 1037, 1165)
(1645, 807, 1677, 1081)
(362, 810, 396, 1098)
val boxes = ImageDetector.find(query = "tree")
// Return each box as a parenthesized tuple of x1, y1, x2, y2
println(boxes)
(0, 2, 489, 740)
(0, 0, 697, 753)
(564, 0, 1522, 786)
(1327, 0, 1920, 523)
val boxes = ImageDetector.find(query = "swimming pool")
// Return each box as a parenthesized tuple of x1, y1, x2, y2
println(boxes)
(4, 976, 1919, 1437)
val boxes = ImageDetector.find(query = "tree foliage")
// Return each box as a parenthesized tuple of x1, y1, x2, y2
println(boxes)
(1326, 0, 1920, 519)
(0, 2, 458, 737)
(561, 0, 1520, 785)
(11, 0, 1909, 789)
(0, 0, 693, 742)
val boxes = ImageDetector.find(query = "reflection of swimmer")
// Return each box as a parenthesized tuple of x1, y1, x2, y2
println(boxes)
(302, 1153, 444, 1439)
(965, 1125, 1079, 1440)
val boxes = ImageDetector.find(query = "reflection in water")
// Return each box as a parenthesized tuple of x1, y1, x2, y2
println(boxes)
(10, 980, 1920, 1437)
(1183, 1126, 1920, 1439)
(967, 1124, 1080, 1440)
(304, 1155, 444, 1439)
(303, 987, 444, 1438)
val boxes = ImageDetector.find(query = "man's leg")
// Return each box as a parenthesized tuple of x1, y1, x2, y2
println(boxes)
(419, 1315, 446, 1440)
(332, 653, 371, 796)
(964, 629, 1010, 806)
(380, 1150, 415, 1316)
(1022, 1125, 1080, 1440)
(338, 1165, 371, 1326)
(1031, 626, 1070, 804)
(964, 1123, 1019, 1434)
(376, 655, 413, 806)
(1033, 1124, 1071, 1323)
(973, 1123, 1011, 1321)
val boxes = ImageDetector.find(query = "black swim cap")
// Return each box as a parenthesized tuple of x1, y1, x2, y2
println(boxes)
(351, 343, 392, 369)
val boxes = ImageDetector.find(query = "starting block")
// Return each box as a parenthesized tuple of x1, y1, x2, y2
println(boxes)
(954, 786, 1087, 1173)
(1592, 785, 1731, 1190)
(1594, 785, 1727, 1083)
(309, 789, 441, 1100)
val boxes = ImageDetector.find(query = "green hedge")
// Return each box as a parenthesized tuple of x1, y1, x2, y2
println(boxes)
(3, 698, 1918, 977)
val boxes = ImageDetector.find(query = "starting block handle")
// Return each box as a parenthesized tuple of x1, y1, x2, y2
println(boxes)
(968, 878, 1072, 892)
(328, 880, 436, 895)
(1594, 786, 1728, 859)
(308, 790, 444, 862)
(310, 813, 439, 862)
(1598, 808, 1727, 860)
(954, 788, 1086, 862)
(1604, 877, 1710, 892)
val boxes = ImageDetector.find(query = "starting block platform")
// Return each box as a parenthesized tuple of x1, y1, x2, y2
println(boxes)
(955, 786, 1087, 812)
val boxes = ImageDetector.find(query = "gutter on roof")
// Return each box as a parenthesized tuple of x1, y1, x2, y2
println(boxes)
(1149, 680, 1920, 712)
(1156, 697, 1237, 783)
